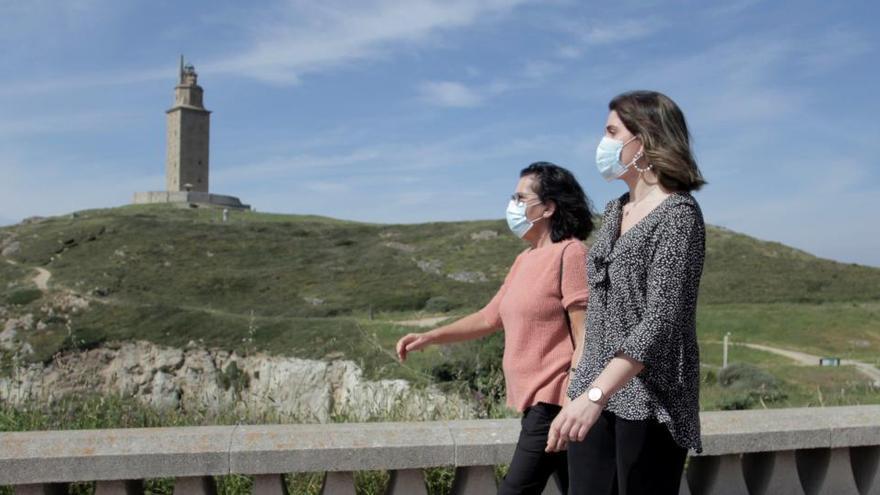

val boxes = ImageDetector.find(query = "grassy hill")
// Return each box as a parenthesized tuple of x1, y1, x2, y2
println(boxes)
(1, 204, 878, 410)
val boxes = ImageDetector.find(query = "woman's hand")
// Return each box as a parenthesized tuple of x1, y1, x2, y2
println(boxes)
(545, 394, 603, 453)
(395, 332, 433, 362)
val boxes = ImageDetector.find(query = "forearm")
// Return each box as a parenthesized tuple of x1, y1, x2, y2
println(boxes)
(570, 345, 584, 373)
(424, 311, 498, 345)
(588, 355, 644, 402)
(567, 308, 586, 370)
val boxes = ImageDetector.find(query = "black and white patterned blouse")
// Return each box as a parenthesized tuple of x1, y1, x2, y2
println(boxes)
(568, 191, 705, 452)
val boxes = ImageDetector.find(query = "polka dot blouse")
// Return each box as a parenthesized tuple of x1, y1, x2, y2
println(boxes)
(568, 191, 705, 452)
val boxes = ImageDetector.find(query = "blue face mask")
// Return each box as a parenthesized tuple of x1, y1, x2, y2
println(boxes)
(506, 199, 545, 238)
(595, 135, 642, 181)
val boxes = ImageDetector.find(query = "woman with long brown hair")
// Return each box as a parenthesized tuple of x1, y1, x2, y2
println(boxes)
(546, 91, 707, 495)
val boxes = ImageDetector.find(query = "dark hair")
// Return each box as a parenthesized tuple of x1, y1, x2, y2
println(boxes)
(609, 90, 706, 192)
(520, 162, 594, 242)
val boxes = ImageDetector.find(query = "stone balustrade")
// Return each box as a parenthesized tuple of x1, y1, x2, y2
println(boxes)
(1, 405, 878, 494)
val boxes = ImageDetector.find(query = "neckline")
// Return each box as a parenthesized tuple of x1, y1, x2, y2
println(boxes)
(614, 191, 681, 243)
(525, 237, 576, 253)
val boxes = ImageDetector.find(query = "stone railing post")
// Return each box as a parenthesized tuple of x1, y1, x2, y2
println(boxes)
(172, 476, 217, 494)
(252, 474, 288, 495)
(13, 484, 67, 495)
(386, 469, 428, 495)
(319, 472, 355, 495)
(94, 479, 143, 495)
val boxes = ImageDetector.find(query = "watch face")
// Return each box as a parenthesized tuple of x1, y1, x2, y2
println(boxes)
(588, 387, 602, 402)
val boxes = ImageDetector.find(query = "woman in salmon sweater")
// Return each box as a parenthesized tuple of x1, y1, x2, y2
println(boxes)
(396, 162, 594, 494)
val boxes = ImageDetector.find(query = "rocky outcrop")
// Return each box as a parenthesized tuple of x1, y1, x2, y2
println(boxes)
(0, 340, 474, 423)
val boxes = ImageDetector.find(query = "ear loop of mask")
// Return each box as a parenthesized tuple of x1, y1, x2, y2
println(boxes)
(525, 201, 549, 224)
(624, 136, 653, 173)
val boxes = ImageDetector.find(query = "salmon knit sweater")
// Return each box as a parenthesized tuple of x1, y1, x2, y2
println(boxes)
(479, 239, 589, 412)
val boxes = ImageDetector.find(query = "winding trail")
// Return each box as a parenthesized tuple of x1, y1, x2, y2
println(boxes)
(32, 267, 51, 292)
(732, 341, 880, 386)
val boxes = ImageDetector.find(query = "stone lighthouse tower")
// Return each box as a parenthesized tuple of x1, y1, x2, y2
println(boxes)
(166, 56, 210, 192)
(134, 56, 249, 209)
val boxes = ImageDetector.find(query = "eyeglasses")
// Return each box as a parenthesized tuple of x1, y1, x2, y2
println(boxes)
(510, 193, 541, 207)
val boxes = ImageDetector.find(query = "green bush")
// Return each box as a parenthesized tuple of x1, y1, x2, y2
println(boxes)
(6, 288, 42, 306)
(719, 362, 779, 389)
(718, 362, 787, 405)
(702, 369, 717, 386)
(217, 361, 249, 394)
(716, 391, 757, 410)
(424, 296, 454, 313)
(430, 332, 507, 418)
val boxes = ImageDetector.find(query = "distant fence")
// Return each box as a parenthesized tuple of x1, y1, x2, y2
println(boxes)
(1, 405, 879, 494)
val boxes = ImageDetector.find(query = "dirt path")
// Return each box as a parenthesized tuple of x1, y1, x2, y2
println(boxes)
(735, 342, 880, 386)
(2, 256, 52, 293)
(393, 316, 452, 328)
(33, 267, 51, 292)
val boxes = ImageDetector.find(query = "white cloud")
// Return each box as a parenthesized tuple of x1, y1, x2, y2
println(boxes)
(304, 181, 352, 193)
(702, 0, 764, 18)
(549, 17, 664, 56)
(796, 25, 874, 75)
(0, 111, 138, 136)
(2, 0, 532, 93)
(0, 67, 168, 97)
(417, 58, 562, 108)
(207, 0, 532, 84)
(556, 45, 582, 59)
(582, 19, 662, 45)
(418, 81, 484, 107)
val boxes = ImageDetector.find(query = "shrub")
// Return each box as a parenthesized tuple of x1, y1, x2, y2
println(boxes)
(702, 370, 717, 386)
(430, 332, 506, 418)
(424, 296, 454, 313)
(6, 288, 42, 306)
(716, 392, 757, 410)
(217, 361, 249, 394)
(719, 363, 778, 389)
(718, 362, 787, 405)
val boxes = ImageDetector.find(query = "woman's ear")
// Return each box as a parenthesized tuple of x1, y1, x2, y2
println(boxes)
(544, 200, 557, 218)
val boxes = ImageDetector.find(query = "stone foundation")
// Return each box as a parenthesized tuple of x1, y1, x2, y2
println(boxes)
(132, 191, 250, 210)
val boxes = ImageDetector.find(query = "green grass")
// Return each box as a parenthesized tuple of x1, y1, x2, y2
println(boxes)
(1, 205, 878, 417)
(4, 204, 879, 319)
(698, 342, 783, 368)
(5, 288, 42, 306)
(0, 262, 33, 306)
(700, 226, 880, 303)
(700, 363, 880, 411)
(697, 302, 880, 365)
(698, 340, 880, 410)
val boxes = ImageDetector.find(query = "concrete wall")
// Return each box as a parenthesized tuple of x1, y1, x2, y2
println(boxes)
(1, 405, 879, 494)
(132, 191, 250, 210)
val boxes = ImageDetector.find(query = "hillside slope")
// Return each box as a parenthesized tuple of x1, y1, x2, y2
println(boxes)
(1, 204, 878, 375)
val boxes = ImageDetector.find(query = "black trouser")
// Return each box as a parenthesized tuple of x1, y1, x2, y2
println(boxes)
(567, 411, 687, 495)
(498, 402, 569, 495)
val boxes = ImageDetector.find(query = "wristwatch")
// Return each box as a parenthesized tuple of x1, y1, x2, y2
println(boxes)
(587, 386, 605, 404)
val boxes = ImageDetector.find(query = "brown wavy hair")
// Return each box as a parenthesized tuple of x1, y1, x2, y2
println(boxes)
(609, 91, 706, 192)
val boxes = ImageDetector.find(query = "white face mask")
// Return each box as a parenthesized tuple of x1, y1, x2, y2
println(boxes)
(506, 198, 545, 238)
(595, 135, 642, 181)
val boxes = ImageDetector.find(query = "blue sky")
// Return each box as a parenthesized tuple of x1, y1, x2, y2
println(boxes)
(0, 0, 877, 266)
